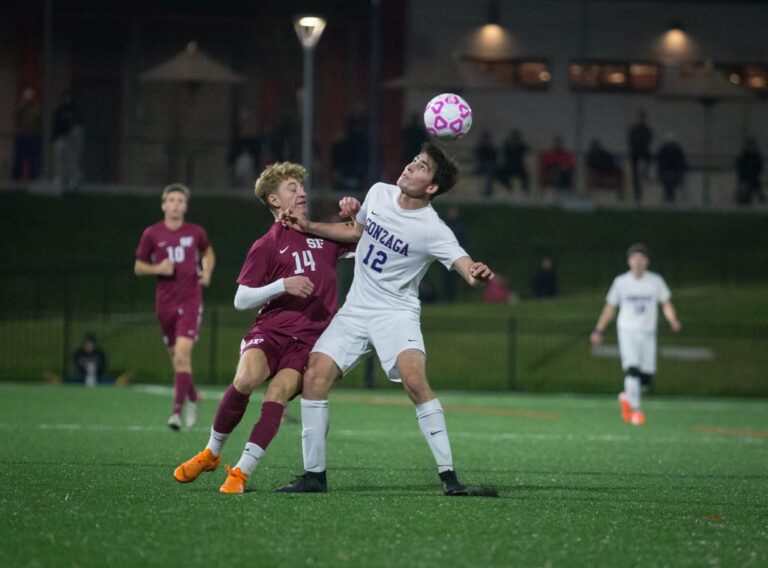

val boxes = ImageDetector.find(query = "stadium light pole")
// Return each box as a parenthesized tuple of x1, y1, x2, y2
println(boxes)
(294, 15, 326, 213)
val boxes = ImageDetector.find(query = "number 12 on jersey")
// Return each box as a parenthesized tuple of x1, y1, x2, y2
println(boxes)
(292, 250, 316, 274)
(362, 244, 387, 273)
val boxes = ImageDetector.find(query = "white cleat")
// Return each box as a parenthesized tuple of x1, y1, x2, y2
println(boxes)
(184, 401, 198, 428)
(167, 413, 181, 431)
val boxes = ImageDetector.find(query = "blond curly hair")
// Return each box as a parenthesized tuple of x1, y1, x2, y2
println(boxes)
(254, 162, 306, 208)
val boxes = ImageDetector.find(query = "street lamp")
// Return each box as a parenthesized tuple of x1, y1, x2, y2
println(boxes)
(294, 15, 326, 207)
(655, 20, 698, 67)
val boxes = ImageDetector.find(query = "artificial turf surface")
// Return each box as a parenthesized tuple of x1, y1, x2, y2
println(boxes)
(1, 383, 767, 567)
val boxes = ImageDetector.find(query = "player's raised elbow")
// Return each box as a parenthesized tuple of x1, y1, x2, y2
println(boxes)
(233, 290, 248, 311)
(233, 286, 257, 311)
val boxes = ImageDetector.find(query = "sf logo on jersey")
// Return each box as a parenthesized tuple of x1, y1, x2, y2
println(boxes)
(306, 238, 325, 249)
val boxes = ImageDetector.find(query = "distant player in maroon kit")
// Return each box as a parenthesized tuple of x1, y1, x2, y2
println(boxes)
(134, 183, 216, 431)
(173, 162, 355, 493)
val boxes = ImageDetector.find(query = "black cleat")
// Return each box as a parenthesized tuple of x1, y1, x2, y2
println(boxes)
(274, 471, 327, 493)
(439, 470, 469, 496)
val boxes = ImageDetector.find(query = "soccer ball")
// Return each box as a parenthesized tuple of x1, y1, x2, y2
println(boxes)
(423, 93, 473, 141)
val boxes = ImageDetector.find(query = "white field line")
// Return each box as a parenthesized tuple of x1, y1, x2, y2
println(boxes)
(0, 422, 764, 445)
(131, 385, 768, 413)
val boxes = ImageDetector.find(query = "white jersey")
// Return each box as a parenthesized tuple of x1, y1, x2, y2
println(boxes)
(606, 271, 671, 332)
(344, 182, 467, 313)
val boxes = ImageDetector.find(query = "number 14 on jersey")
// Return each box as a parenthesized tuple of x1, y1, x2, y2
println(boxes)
(292, 250, 316, 273)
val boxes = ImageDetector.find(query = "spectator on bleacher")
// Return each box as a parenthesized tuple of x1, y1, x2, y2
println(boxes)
(67, 332, 109, 387)
(474, 130, 498, 199)
(401, 113, 428, 164)
(532, 255, 558, 298)
(12, 87, 42, 182)
(586, 139, 621, 177)
(735, 137, 765, 205)
(499, 129, 530, 193)
(628, 110, 653, 202)
(232, 145, 256, 190)
(52, 91, 84, 191)
(586, 139, 623, 195)
(540, 136, 575, 191)
(656, 132, 687, 204)
(331, 117, 369, 194)
(483, 274, 516, 304)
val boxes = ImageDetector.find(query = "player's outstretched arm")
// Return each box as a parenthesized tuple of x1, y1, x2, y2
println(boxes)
(234, 276, 314, 311)
(452, 256, 494, 288)
(590, 304, 617, 346)
(134, 258, 174, 277)
(198, 246, 216, 287)
(662, 301, 681, 332)
(280, 208, 363, 243)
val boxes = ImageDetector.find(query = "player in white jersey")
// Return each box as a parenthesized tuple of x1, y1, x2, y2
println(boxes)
(590, 244, 681, 425)
(275, 142, 495, 495)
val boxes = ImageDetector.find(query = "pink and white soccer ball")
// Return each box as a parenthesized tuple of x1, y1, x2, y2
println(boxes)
(423, 93, 473, 141)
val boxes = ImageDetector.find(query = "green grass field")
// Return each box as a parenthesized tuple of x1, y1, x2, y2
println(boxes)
(2, 384, 767, 567)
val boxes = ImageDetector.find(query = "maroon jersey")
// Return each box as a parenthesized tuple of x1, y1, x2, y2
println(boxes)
(135, 222, 210, 310)
(238, 222, 354, 343)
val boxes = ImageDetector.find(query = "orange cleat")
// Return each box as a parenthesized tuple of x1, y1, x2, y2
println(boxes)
(618, 392, 632, 423)
(220, 465, 248, 494)
(631, 410, 646, 425)
(174, 448, 220, 483)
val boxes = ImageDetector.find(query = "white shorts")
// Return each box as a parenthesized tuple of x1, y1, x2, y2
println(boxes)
(311, 306, 425, 382)
(618, 328, 657, 374)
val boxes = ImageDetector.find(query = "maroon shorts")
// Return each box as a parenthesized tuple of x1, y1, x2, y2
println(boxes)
(240, 326, 312, 376)
(157, 302, 202, 347)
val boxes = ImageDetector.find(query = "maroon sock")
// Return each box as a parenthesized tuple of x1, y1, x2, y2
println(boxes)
(212, 385, 250, 434)
(173, 372, 192, 414)
(247, 401, 285, 450)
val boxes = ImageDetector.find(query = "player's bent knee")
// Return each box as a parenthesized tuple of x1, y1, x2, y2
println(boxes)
(401, 374, 433, 402)
(264, 370, 301, 404)
(233, 373, 262, 395)
(303, 367, 331, 390)
(302, 361, 337, 397)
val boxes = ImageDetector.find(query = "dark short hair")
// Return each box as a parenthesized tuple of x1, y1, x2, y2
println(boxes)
(420, 142, 459, 198)
(627, 243, 649, 258)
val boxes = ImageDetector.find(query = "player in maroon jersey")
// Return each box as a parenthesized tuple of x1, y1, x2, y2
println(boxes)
(134, 183, 216, 431)
(173, 162, 356, 493)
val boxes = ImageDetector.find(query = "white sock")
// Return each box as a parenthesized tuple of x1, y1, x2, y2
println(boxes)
(205, 428, 229, 456)
(415, 398, 454, 473)
(624, 376, 641, 411)
(301, 398, 329, 473)
(235, 442, 265, 476)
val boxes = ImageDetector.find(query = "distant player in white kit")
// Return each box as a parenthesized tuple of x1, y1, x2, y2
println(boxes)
(590, 244, 681, 425)
(275, 142, 494, 495)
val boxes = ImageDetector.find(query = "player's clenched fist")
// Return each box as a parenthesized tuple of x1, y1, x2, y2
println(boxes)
(284, 276, 315, 298)
(469, 262, 494, 283)
(280, 208, 310, 231)
(338, 197, 362, 219)
(156, 258, 175, 276)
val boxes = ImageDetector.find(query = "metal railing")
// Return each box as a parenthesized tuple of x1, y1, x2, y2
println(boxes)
(2, 308, 766, 397)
